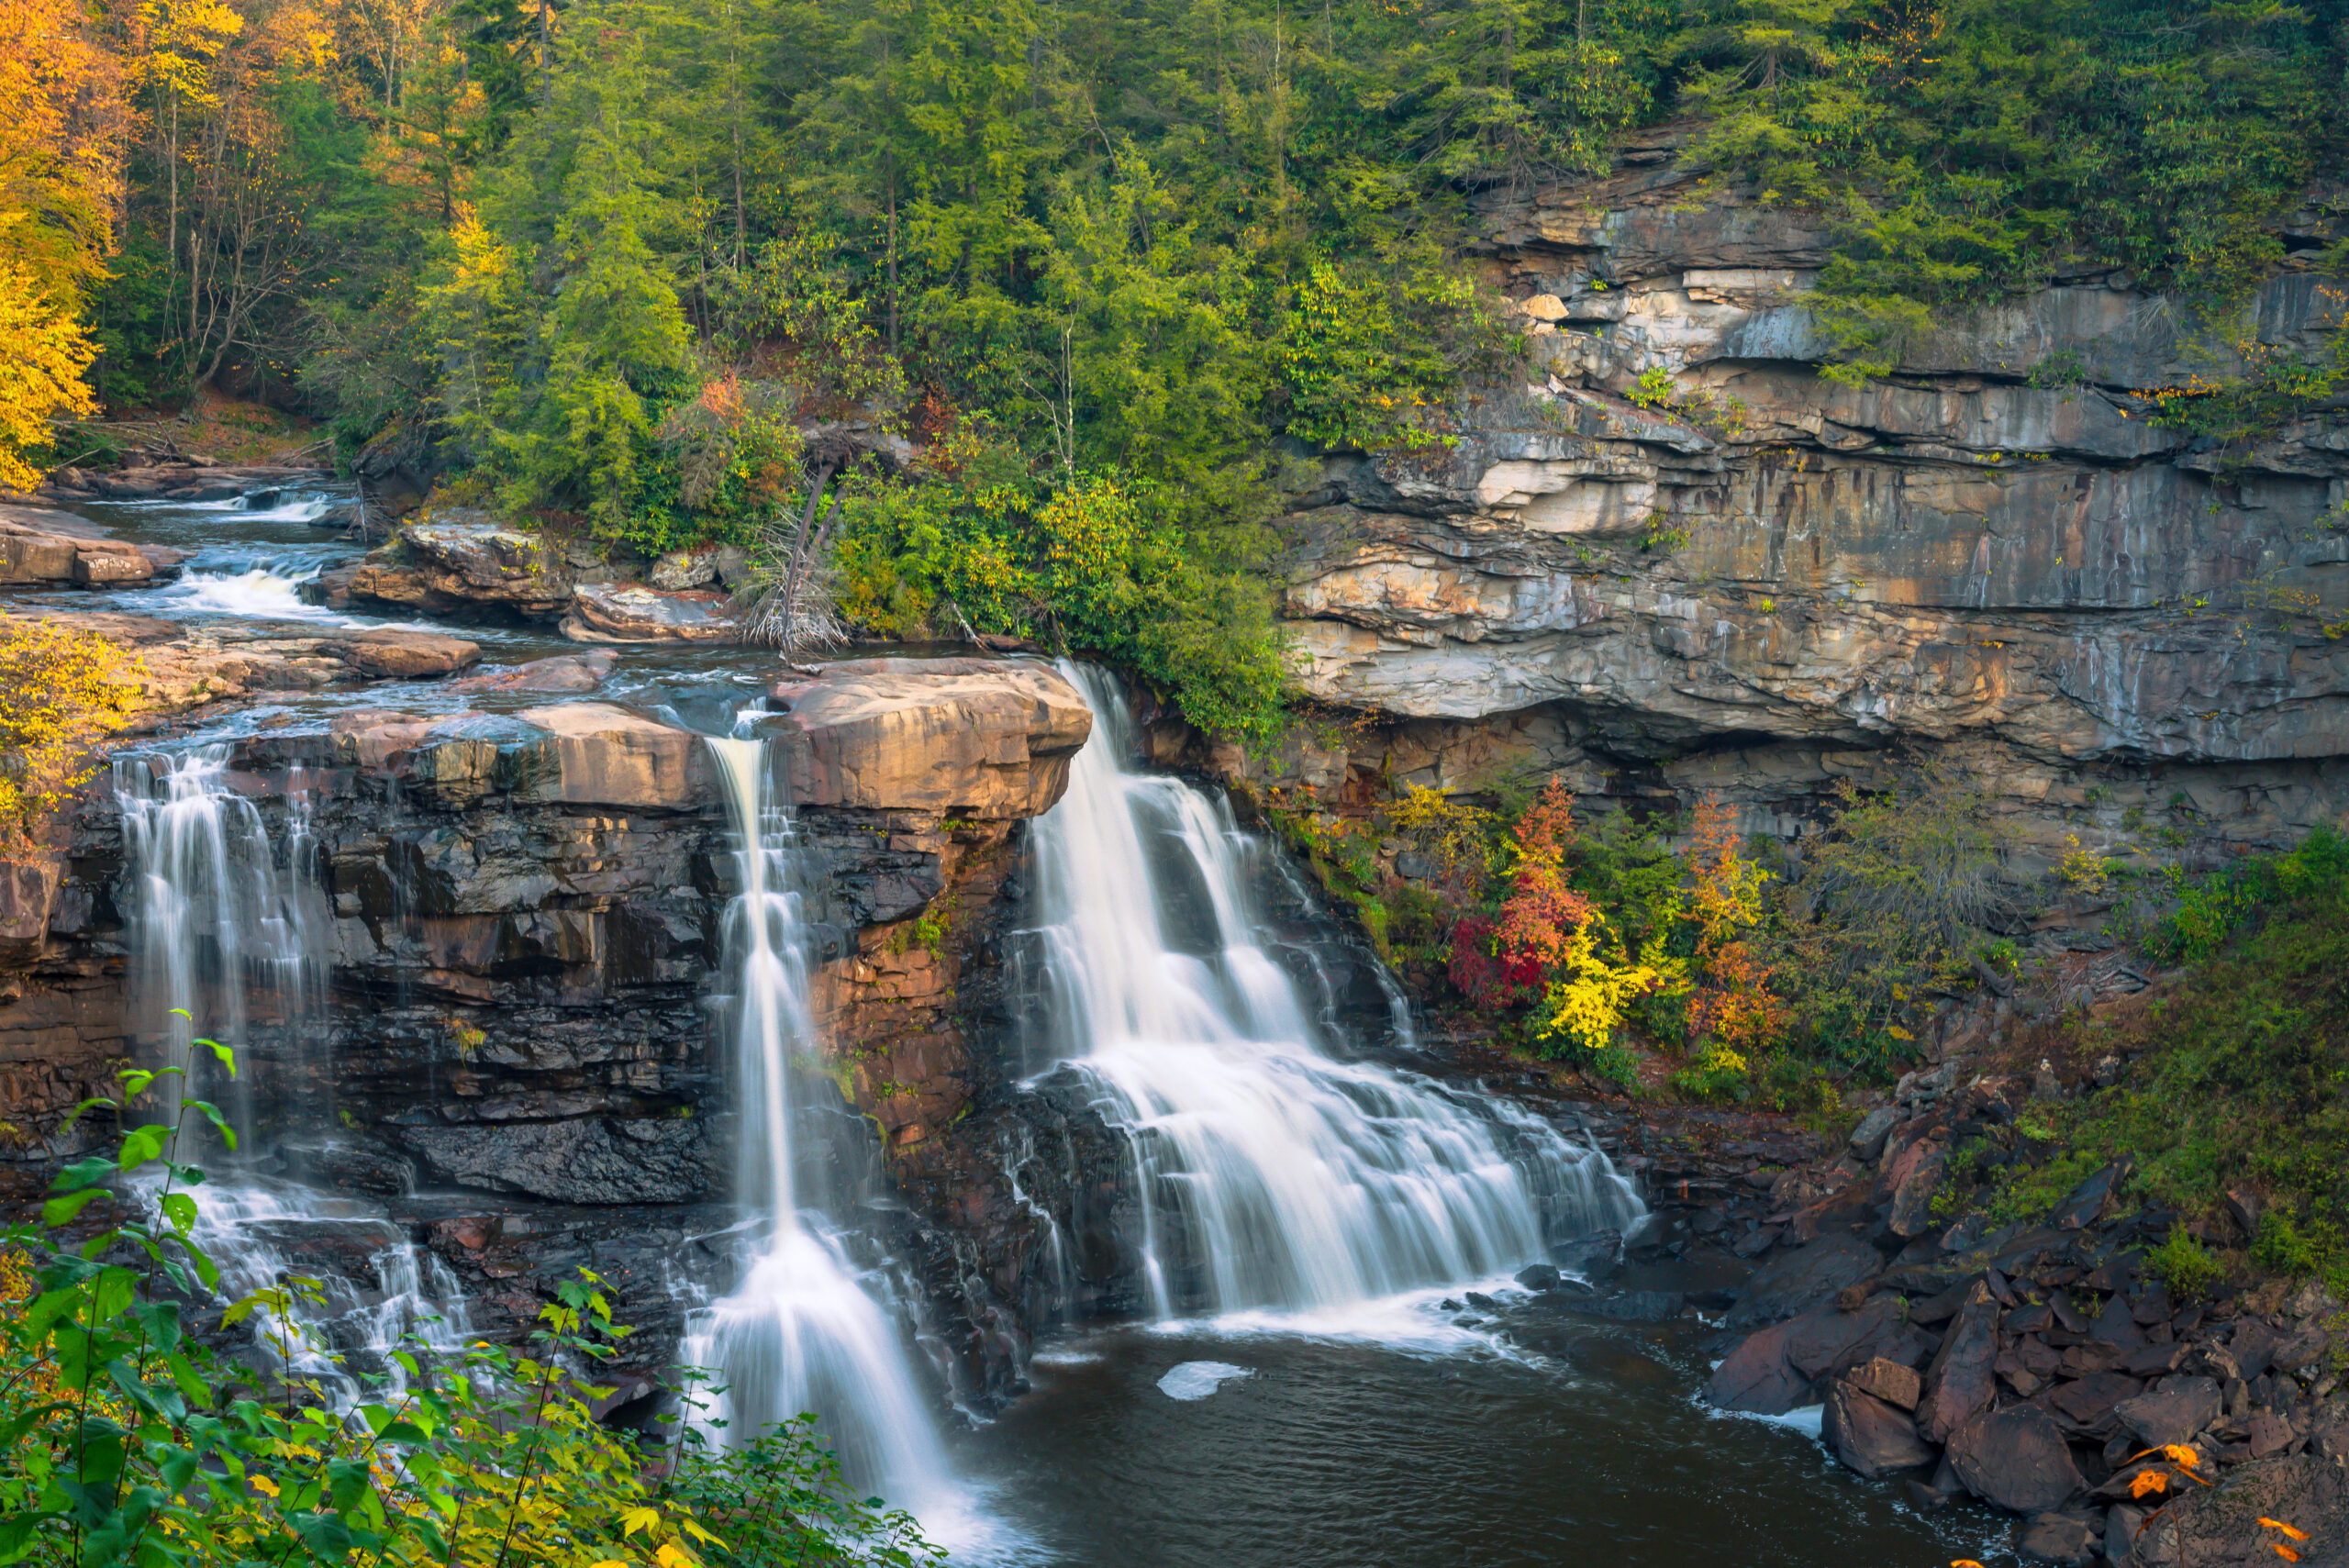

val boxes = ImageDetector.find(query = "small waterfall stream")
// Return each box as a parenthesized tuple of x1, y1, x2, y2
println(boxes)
(1030, 665, 1643, 1318)
(113, 748, 468, 1401)
(677, 736, 954, 1511)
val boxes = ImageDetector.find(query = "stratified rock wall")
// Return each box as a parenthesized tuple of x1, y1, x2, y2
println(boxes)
(1271, 126, 2349, 863)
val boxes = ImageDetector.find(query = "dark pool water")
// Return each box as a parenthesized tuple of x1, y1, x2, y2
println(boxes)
(946, 1291, 2004, 1568)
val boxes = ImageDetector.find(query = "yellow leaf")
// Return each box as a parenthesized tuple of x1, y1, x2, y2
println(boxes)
(2131, 1470, 2170, 1498)
(2162, 1444, 2201, 1468)
(2261, 1520, 2310, 1542)
(654, 1544, 692, 1568)
(2275, 1547, 2299, 1563)
(620, 1507, 662, 1539)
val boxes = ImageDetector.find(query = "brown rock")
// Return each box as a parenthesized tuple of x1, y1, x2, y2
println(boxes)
(1946, 1406, 2086, 1515)
(445, 650, 618, 695)
(513, 703, 708, 809)
(0, 854, 62, 965)
(1917, 1283, 2001, 1444)
(1887, 1138, 1951, 1238)
(562, 582, 738, 643)
(2114, 1375, 2223, 1450)
(771, 658, 1093, 820)
(1706, 1295, 1932, 1415)
(1846, 1356, 1924, 1410)
(1823, 1382, 1936, 1478)
(332, 628, 482, 679)
(2048, 1370, 2145, 1435)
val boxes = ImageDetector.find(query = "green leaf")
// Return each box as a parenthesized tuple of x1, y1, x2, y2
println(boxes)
(49, 1155, 114, 1194)
(40, 1187, 107, 1228)
(117, 1124, 172, 1173)
(159, 1192, 197, 1235)
(199, 1039, 237, 1080)
(184, 1100, 237, 1152)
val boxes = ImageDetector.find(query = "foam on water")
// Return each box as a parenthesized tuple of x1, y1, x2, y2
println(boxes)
(1154, 1362, 1254, 1400)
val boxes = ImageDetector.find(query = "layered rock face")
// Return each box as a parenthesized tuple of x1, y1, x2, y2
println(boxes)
(1271, 127, 2348, 866)
(0, 659, 1108, 1392)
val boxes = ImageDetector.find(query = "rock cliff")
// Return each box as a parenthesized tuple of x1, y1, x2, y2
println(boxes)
(0, 659, 1109, 1396)
(1267, 127, 2348, 871)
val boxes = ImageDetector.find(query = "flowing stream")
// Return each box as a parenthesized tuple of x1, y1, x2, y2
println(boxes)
(1029, 664, 1644, 1319)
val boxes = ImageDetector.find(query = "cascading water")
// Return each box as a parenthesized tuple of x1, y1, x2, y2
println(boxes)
(116, 748, 327, 1137)
(677, 736, 953, 1511)
(114, 748, 466, 1401)
(1030, 664, 1643, 1318)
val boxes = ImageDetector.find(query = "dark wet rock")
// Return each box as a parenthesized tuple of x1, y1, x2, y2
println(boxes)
(2116, 1376, 2224, 1450)
(1707, 1295, 1932, 1415)
(1550, 1229, 1626, 1282)
(1917, 1283, 2001, 1444)
(1514, 1263, 1562, 1291)
(1724, 1231, 1882, 1329)
(400, 1118, 719, 1204)
(1731, 1225, 1781, 1258)
(1464, 1291, 1502, 1311)
(1824, 1381, 1936, 1479)
(1947, 1406, 2087, 1515)
(2018, 1511, 2099, 1565)
(1587, 1289, 1685, 1322)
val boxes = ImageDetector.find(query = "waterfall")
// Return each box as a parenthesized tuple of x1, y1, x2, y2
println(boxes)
(116, 747, 326, 1138)
(1030, 664, 1643, 1318)
(114, 747, 464, 1402)
(679, 737, 953, 1511)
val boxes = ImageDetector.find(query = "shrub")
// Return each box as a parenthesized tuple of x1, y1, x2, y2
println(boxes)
(0, 1030, 934, 1568)
(2148, 1223, 2224, 1301)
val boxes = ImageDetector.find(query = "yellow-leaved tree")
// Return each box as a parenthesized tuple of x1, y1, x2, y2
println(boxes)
(0, 617, 141, 852)
(0, 0, 130, 488)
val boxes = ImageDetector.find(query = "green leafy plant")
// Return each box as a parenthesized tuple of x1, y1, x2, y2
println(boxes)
(2147, 1222, 2223, 1300)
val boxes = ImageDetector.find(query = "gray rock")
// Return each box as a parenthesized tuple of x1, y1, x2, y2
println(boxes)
(2113, 1375, 2222, 1450)
(1946, 1406, 2086, 1515)
(1848, 1106, 1902, 1160)
(401, 1117, 718, 1205)
(1725, 1232, 1883, 1329)
(2017, 1512, 2097, 1565)
(648, 549, 718, 590)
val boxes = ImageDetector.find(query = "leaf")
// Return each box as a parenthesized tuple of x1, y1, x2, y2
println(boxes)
(199, 1039, 237, 1080)
(2275, 1548, 2299, 1563)
(184, 1099, 237, 1151)
(117, 1123, 172, 1172)
(41, 1187, 107, 1227)
(621, 1506, 662, 1538)
(159, 1192, 197, 1234)
(2262, 1521, 2310, 1543)
(2131, 1471, 2171, 1498)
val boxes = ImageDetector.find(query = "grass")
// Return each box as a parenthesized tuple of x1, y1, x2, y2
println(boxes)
(1938, 828, 2349, 1292)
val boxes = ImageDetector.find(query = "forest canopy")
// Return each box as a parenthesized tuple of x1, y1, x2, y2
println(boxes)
(4, 0, 2345, 729)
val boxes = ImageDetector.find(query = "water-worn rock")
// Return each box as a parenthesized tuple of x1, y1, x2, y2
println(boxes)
(0, 505, 182, 584)
(562, 583, 740, 643)
(1847, 1355, 1923, 1410)
(1707, 1295, 1931, 1415)
(770, 658, 1093, 819)
(331, 628, 482, 679)
(511, 703, 711, 809)
(1823, 1381, 1935, 1478)
(400, 1118, 719, 1204)
(445, 651, 618, 695)
(1947, 1406, 2087, 1515)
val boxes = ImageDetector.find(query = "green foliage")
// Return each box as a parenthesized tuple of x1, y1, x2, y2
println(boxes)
(0, 1029, 935, 1568)
(834, 450, 1292, 742)
(1765, 767, 2011, 1073)
(2148, 1222, 2224, 1301)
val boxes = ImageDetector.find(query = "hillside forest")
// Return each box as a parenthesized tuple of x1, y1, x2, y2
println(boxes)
(5, 0, 2348, 741)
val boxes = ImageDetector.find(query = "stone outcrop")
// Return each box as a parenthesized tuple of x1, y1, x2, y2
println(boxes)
(561, 583, 740, 643)
(0, 505, 186, 585)
(1252, 125, 2348, 873)
(771, 657, 1093, 817)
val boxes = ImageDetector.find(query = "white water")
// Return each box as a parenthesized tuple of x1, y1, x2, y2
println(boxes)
(115, 750, 467, 1405)
(678, 736, 955, 1513)
(1032, 664, 1643, 1319)
(116, 748, 326, 1134)
(158, 562, 333, 619)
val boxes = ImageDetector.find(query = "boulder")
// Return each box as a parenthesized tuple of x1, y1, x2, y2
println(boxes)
(2017, 1512, 2098, 1565)
(446, 651, 618, 695)
(648, 550, 717, 590)
(1917, 1283, 2001, 1443)
(1846, 1356, 1923, 1410)
(0, 854, 62, 965)
(2051, 1159, 2132, 1229)
(512, 703, 709, 809)
(1849, 1106, 1902, 1160)
(1707, 1295, 1932, 1415)
(2048, 1370, 2145, 1436)
(1946, 1406, 2086, 1515)
(2114, 1375, 2223, 1451)
(1724, 1231, 1883, 1329)
(2139, 1452, 2348, 1568)
(1514, 1263, 1563, 1292)
(350, 514, 572, 619)
(1887, 1138, 1951, 1238)
(562, 583, 740, 643)
(330, 628, 482, 680)
(0, 506, 168, 586)
(1823, 1381, 1936, 1478)
(770, 658, 1093, 820)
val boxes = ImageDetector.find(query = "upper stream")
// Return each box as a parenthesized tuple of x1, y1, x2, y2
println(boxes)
(34, 487, 1989, 1567)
